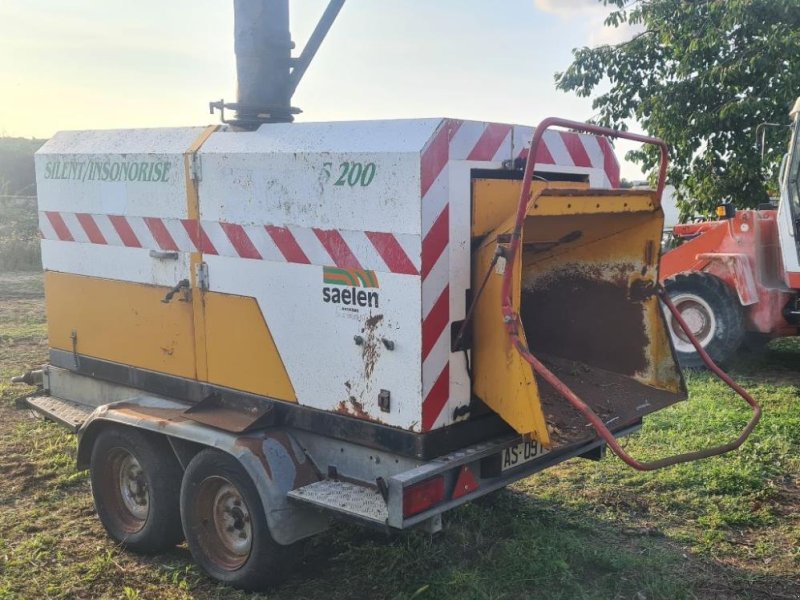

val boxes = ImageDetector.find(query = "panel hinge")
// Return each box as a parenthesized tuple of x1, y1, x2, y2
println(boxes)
(190, 153, 202, 182)
(195, 262, 209, 292)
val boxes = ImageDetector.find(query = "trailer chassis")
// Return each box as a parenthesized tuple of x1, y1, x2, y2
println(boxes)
(24, 366, 638, 544)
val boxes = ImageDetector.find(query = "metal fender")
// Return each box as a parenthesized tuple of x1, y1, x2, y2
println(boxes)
(697, 253, 760, 306)
(75, 395, 328, 545)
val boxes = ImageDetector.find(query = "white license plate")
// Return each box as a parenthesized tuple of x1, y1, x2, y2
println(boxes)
(500, 439, 549, 471)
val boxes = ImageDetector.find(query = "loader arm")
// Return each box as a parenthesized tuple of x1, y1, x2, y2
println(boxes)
(777, 104, 800, 287)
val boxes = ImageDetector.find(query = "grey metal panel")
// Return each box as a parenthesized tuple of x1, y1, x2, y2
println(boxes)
(25, 396, 94, 433)
(394, 425, 641, 530)
(46, 366, 142, 408)
(288, 480, 388, 525)
(291, 428, 422, 483)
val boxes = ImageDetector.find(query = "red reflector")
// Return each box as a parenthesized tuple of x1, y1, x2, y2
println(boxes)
(403, 476, 445, 517)
(451, 465, 479, 499)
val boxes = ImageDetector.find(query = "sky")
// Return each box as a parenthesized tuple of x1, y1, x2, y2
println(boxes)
(0, 0, 644, 178)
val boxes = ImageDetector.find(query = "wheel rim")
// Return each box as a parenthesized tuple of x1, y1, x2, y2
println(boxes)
(193, 476, 252, 570)
(104, 448, 149, 533)
(667, 292, 717, 353)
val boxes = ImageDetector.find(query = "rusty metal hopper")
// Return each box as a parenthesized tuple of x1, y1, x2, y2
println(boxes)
(471, 185, 686, 449)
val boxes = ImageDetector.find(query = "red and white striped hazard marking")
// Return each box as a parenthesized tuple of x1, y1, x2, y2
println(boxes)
(39, 211, 420, 276)
(419, 120, 621, 431)
(516, 129, 620, 188)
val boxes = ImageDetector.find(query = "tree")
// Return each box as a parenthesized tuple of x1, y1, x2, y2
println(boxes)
(0, 137, 46, 196)
(556, 0, 800, 219)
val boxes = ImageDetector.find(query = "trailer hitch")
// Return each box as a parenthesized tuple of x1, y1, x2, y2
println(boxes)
(501, 117, 761, 471)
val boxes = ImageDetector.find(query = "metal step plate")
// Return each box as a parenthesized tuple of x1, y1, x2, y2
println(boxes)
(25, 396, 94, 433)
(288, 480, 388, 525)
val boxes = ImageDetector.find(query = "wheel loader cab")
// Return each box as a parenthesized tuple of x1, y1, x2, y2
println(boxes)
(778, 96, 800, 283)
(470, 175, 687, 449)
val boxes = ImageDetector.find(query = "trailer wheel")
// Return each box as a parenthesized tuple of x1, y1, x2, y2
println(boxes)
(663, 272, 745, 369)
(90, 427, 184, 553)
(180, 449, 290, 591)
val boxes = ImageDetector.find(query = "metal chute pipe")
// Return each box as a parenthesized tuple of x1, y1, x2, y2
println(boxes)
(234, 0, 294, 124)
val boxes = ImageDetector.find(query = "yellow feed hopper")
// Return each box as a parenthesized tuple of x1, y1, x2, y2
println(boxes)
(471, 179, 685, 449)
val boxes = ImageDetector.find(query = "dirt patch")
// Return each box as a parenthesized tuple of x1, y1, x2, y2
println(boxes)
(360, 313, 384, 380)
(536, 355, 684, 447)
(521, 264, 650, 376)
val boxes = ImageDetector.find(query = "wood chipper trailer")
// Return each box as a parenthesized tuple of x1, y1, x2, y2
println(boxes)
(14, 0, 761, 591)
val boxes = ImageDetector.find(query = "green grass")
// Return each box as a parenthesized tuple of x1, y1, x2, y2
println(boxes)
(0, 273, 798, 599)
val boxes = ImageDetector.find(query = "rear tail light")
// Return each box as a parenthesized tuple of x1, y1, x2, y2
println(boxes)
(403, 476, 445, 517)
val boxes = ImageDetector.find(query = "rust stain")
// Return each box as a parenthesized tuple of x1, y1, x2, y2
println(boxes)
(335, 397, 372, 420)
(362, 340, 379, 380)
(184, 406, 267, 432)
(335, 396, 384, 424)
(266, 430, 320, 488)
(360, 313, 384, 380)
(365, 314, 384, 328)
(113, 404, 189, 424)
(233, 436, 273, 479)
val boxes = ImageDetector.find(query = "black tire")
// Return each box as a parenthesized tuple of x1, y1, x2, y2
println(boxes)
(90, 426, 184, 553)
(663, 272, 745, 369)
(180, 449, 293, 591)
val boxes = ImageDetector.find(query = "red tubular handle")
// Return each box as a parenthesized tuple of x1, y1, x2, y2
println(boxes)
(500, 117, 668, 322)
(501, 118, 760, 470)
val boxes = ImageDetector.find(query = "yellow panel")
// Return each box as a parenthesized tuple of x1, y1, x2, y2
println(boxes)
(44, 272, 197, 378)
(182, 125, 218, 382)
(471, 179, 589, 238)
(529, 190, 657, 216)
(203, 292, 297, 402)
(471, 235, 551, 446)
(471, 179, 660, 238)
(470, 183, 684, 445)
(190, 253, 209, 381)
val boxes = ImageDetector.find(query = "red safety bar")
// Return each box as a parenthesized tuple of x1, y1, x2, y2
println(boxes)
(500, 118, 761, 471)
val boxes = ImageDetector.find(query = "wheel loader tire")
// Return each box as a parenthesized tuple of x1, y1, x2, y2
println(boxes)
(180, 449, 296, 591)
(663, 272, 745, 369)
(90, 426, 184, 553)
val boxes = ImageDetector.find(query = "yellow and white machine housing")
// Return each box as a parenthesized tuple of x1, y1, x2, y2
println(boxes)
(39, 118, 684, 446)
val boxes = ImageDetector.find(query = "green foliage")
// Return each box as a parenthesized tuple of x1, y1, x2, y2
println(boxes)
(0, 137, 44, 271)
(556, 0, 800, 219)
(0, 137, 45, 196)
(0, 198, 40, 271)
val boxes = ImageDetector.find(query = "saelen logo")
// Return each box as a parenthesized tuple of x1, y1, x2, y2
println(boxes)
(322, 267, 380, 309)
